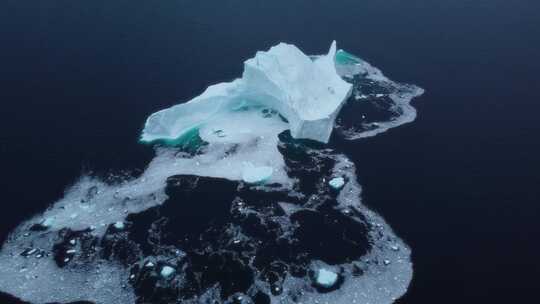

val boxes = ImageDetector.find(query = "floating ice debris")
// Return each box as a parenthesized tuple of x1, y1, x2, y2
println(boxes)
(113, 221, 125, 230)
(315, 268, 339, 288)
(145, 262, 155, 268)
(329, 177, 346, 189)
(69, 239, 76, 245)
(160, 266, 175, 278)
(242, 165, 273, 184)
(342, 208, 352, 215)
(66, 249, 77, 254)
(21, 248, 38, 257)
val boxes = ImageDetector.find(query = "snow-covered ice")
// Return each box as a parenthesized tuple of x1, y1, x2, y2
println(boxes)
(160, 266, 175, 278)
(315, 268, 339, 288)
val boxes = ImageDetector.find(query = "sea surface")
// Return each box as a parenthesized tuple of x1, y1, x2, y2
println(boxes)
(1, 1, 539, 303)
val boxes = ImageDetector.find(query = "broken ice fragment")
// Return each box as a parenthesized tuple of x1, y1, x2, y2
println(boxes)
(160, 266, 175, 278)
(145, 262, 155, 268)
(113, 221, 125, 230)
(315, 268, 339, 288)
(329, 177, 345, 190)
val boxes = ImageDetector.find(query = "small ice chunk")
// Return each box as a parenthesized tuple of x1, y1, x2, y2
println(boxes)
(328, 177, 345, 190)
(160, 266, 175, 278)
(315, 268, 339, 288)
(145, 262, 155, 268)
(355, 94, 368, 100)
(113, 221, 125, 230)
(242, 166, 273, 184)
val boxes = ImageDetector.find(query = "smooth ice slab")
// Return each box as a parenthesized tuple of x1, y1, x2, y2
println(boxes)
(242, 164, 273, 184)
(141, 41, 352, 145)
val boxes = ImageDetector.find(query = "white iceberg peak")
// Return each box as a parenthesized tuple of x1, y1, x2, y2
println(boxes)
(141, 41, 352, 145)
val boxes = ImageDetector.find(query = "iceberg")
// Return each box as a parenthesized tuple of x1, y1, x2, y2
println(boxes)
(141, 41, 352, 145)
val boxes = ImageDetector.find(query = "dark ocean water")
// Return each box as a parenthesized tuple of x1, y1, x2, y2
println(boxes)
(1, 1, 539, 303)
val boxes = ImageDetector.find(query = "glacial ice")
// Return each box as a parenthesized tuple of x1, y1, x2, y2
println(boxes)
(141, 41, 351, 145)
(329, 177, 345, 189)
